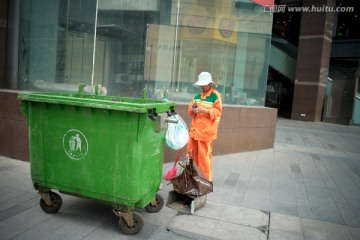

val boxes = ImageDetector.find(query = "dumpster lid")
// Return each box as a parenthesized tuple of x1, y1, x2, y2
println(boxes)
(18, 92, 175, 113)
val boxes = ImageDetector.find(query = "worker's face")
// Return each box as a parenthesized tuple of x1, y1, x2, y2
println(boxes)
(200, 84, 212, 93)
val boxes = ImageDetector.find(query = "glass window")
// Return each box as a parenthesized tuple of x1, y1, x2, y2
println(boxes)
(18, 0, 273, 106)
(19, 0, 98, 92)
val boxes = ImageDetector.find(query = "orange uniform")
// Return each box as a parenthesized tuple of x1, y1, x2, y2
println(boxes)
(187, 87, 222, 181)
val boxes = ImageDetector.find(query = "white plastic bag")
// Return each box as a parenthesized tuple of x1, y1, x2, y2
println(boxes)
(166, 114, 189, 150)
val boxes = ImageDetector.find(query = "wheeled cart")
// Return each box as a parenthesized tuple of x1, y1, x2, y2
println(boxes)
(19, 92, 176, 235)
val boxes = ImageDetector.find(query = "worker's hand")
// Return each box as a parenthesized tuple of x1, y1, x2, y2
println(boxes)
(193, 106, 209, 114)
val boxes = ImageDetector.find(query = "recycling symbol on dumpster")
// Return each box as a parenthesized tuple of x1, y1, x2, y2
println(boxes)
(63, 129, 88, 160)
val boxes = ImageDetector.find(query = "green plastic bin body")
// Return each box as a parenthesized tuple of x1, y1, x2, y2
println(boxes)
(19, 92, 175, 211)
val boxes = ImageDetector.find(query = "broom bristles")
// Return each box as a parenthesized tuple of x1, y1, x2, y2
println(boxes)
(165, 149, 182, 180)
(165, 166, 177, 180)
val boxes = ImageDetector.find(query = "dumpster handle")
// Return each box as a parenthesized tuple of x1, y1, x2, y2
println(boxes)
(148, 108, 157, 120)
(165, 110, 179, 123)
(78, 83, 85, 93)
(167, 109, 177, 116)
(148, 108, 177, 121)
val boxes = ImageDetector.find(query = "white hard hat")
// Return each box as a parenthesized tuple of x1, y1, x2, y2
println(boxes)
(193, 72, 215, 87)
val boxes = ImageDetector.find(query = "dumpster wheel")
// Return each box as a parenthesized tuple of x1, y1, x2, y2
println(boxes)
(39, 192, 62, 213)
(145, 193, 164, 213)
(116, 210, 144, 235)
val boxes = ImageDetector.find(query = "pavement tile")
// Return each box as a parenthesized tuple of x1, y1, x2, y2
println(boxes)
(345, 226, 360, 240)
(238, 198, 270, 212)
(3, 206, 51, 230)
(295, 203, 313, 219)
(270, 213, 303, 234)
(269, 229, 304, 240)
(0, 221, 24, 240)
(81, 217, 129, 240)
(223, 173, 240, 187)
(167, 214, 218, 237)
(335, 202, 360, 227)
(270, 201, 298, 216)
(193, 201, 226, 219)
(0, 187, 30, 205)
(301, 218, 349, 240)
(212, 221, 266, 240)
(207, 185, 233, 204)
(0, 191, 37, 212)
(219, 205, 268, 227)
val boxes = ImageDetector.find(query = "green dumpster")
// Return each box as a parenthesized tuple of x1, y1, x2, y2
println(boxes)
(18, 92, 176, 235)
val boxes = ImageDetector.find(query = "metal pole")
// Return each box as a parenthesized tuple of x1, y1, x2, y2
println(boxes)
(351, 76, 359, 125)
(91, 0, 99, 87)
(6, 0, 20, 89)
(222, 42, 229, 97)
(351, 66, 360, 125)
(171, 0, 180, 92)
(177, 39, 183, 90)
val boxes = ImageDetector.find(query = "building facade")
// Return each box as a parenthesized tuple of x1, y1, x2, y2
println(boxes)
(16, 0, 272, 105)
(1, 0, 279, 162)
(268, 0, 360, 125)
(2, 0, 360, 163)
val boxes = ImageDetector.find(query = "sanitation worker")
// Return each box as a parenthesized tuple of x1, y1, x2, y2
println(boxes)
(187, 72, 222, 181)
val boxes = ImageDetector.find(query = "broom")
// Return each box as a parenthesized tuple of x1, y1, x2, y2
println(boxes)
(165, 149, 182, 180)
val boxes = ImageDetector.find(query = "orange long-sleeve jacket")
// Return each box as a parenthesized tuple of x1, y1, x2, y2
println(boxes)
(188, 87, 222, 142)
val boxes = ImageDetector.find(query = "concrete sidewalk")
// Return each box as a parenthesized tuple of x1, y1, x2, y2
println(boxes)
(1, 118, 360, 239)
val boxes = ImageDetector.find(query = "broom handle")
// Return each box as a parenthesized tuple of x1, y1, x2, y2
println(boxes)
(173, 148, 182, 166)
(189, 149, 194, 160)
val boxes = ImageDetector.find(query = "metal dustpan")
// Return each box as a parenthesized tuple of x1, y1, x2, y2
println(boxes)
(166, 190, 206, 214)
